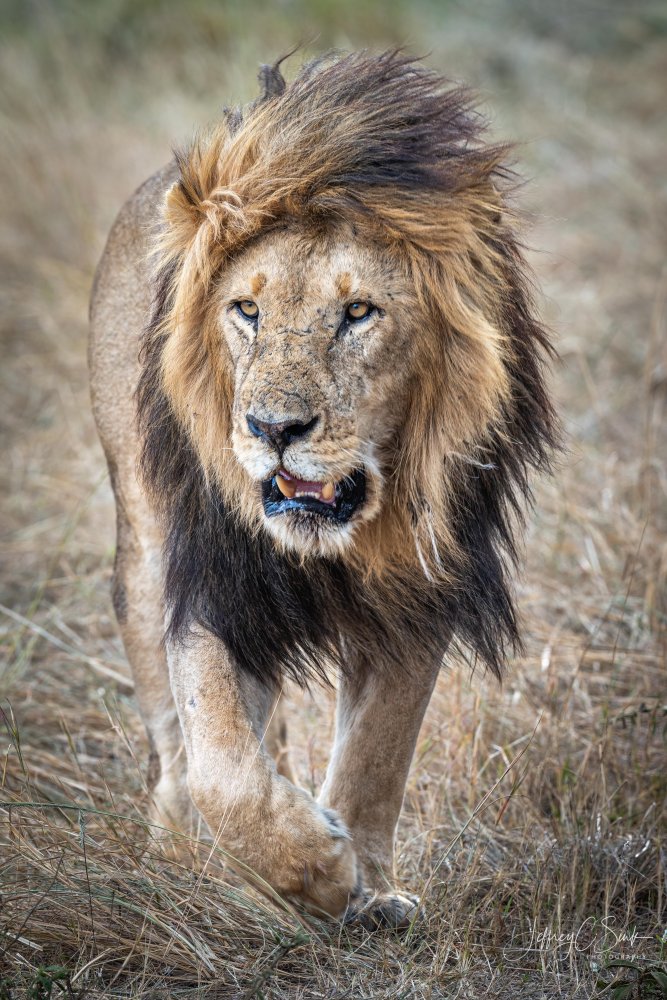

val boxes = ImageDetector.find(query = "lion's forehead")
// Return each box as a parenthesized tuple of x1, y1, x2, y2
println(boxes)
(219, 226, 405, 320)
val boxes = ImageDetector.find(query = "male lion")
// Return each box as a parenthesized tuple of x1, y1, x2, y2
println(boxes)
(89, 52, 557, 927)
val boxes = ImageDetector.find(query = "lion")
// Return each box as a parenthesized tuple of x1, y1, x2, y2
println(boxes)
(89, 51, 557, 927)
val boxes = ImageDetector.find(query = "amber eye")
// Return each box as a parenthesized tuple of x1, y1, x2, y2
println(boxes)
(346, 301, 372, 322)
(236, 299, 259, 319)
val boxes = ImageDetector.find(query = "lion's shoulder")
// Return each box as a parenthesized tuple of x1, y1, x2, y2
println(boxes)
(89, 162, 178, 456)
(91, 161, 177, 311)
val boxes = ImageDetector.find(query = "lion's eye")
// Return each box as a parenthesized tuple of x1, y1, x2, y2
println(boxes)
(345, 301, 372, 322)
(236, 299, 259, 320)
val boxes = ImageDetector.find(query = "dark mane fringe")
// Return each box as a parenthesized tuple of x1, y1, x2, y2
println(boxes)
(137, 52, 559, 688)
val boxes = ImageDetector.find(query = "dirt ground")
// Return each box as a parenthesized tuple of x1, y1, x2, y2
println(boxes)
(1, 1, 665, 997)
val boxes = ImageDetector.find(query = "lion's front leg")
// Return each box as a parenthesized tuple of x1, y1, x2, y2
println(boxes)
(167, 627, 360, 918)
(318, 648, 445, 928)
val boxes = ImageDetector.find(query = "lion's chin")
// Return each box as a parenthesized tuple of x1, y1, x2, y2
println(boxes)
(262, 512, 356, 559)
(259, 468, 369, 559)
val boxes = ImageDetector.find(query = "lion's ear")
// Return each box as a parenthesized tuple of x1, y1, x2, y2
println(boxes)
(163, 180, 203, 246)
(161, 173, 241, 289)
(258, 61, 286, 101)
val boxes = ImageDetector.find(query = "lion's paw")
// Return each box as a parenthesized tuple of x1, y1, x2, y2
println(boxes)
(275, 794, 361, 918)
(344, 890, 422, 931)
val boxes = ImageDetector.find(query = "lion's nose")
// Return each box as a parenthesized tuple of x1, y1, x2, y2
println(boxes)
(246, 413, 319, 453)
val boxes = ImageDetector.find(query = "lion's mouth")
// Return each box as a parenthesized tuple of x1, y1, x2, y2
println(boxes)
(261, 468, 366, 523)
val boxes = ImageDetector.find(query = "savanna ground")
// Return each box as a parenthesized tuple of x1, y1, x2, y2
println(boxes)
(1, 1, 666, 997)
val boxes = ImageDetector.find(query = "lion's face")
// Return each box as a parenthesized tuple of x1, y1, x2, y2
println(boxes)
(217, 224, 415, 556)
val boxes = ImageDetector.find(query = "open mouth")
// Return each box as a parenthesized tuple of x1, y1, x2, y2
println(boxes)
(261, 468, 366, 523)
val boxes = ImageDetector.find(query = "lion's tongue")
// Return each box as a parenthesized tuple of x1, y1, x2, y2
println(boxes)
(275, 470, 336, 505)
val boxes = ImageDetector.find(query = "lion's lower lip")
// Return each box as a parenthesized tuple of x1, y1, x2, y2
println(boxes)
(261, 468, 366, 523)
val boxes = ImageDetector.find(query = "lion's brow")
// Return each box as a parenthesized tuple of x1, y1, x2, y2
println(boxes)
(335, 272, 352, 299)
(250, 272, 267, 296)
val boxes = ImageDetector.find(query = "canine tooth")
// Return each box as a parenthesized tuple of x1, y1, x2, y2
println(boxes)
(321, 482, 335, 502)
(276, 474, 296, 499)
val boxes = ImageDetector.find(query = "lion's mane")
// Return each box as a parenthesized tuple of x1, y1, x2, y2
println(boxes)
(137, 51, 558, 686)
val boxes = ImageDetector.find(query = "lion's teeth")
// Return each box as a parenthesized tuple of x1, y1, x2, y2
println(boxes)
(276, 474, 296, 499)
(276, 474, 336, 503)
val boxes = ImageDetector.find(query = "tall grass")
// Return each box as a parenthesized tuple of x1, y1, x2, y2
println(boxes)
(1, 2, 665, 996)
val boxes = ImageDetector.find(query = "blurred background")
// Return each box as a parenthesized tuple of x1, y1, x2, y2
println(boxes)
(1, 1, 665, 996)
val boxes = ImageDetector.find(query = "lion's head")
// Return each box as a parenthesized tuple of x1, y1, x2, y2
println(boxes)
(138, 52, 557, 684)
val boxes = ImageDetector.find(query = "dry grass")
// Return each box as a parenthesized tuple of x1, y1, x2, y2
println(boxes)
(1, 1, 666, 996)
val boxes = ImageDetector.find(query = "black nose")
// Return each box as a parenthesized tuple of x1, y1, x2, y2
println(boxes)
(246, 414, 319, 453)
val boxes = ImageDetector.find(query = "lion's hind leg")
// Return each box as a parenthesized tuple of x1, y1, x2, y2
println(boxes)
(111, 482, 195, 843)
